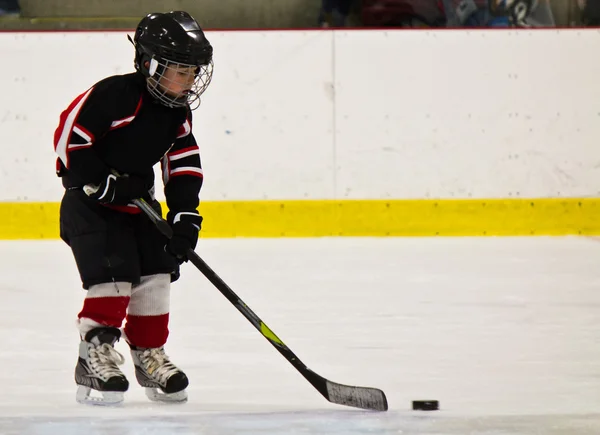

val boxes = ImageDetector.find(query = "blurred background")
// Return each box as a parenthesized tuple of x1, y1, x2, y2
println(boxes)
(0, 0, 598, 30)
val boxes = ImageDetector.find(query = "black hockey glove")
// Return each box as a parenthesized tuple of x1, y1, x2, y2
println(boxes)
(85, 172, 147, 205)
(166, 212, 203, 263)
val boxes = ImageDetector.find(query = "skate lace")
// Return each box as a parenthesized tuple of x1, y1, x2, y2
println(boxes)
(89, 343, 125, 380)
(140, 348, 180, 385)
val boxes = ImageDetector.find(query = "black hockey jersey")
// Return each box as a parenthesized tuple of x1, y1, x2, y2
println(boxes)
(53, 72, 203, 215)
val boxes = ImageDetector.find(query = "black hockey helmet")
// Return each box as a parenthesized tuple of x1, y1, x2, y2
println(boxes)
(129, 11, 214, 110)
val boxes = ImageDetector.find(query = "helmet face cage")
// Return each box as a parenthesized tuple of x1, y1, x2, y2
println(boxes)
(146, 56, 213, 110)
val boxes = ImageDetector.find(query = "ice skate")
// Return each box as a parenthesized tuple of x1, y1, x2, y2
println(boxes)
(75, 327, 129, 405)
(130, 345, 189, 402)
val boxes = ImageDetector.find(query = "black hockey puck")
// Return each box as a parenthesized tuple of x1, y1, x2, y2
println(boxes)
(412, 400, 439, 411)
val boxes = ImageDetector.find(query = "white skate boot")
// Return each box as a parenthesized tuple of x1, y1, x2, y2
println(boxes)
(130, 345, 189, 402)
(75, 327, 129, 405)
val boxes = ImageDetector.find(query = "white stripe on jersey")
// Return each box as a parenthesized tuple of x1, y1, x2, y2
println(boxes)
(72, 125, 92, 143)
(168, 148, 200, 161)
(68, 143, 92, 150)
(110, 115, 135, 128)
(161, 155, 170, 186)
(55, 88, 94, 167)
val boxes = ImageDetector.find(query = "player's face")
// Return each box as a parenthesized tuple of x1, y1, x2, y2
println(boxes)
(158, 65, 197, 97)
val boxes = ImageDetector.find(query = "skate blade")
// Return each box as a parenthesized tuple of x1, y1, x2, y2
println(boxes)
(145, 387, 188, 403)
(76, 385, 124, 406)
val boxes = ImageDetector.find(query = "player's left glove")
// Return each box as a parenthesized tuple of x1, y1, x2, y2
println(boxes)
(166, 211, 203, 263)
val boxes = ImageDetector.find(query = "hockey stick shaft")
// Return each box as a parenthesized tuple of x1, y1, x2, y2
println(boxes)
(133, 198, 388, 411)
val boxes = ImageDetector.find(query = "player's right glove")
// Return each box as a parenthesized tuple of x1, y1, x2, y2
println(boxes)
(166, 211, 203, 263)
(84, 172, 147, 205)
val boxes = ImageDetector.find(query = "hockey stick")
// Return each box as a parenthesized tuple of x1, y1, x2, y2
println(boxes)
(132, 198, 388, 411)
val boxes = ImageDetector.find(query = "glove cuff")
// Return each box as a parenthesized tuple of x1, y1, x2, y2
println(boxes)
(168, 211, 203, 230)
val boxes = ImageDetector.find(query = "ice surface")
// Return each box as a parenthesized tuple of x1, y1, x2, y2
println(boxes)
(0, 237, 599, 434)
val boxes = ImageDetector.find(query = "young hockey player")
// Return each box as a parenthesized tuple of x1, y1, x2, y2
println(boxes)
(53, 11, 213, 405)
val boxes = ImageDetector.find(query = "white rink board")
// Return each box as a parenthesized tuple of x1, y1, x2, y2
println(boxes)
(334, 30, 600, 199)
(198, 31, 335, 201)
(1, 30, 600, 202)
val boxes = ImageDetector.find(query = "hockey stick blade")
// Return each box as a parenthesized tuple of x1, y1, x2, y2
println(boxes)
(135, 198, 388, 411)
(302, 367, 387, 411)
(326, 379, 388, 411)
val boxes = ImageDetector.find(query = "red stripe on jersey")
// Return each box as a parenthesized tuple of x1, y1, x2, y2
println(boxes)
(102, 204, 143, 214)
(176, 118, 191, 139)
(170, 170, 203, 178)
(124, 313, 170, 348)
(78, 296, 130, 328)
(167, 145, 198, 158)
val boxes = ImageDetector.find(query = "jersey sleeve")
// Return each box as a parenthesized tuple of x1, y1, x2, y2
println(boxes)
(53, 77, 142, 185)
(161, 113, 204, 222)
